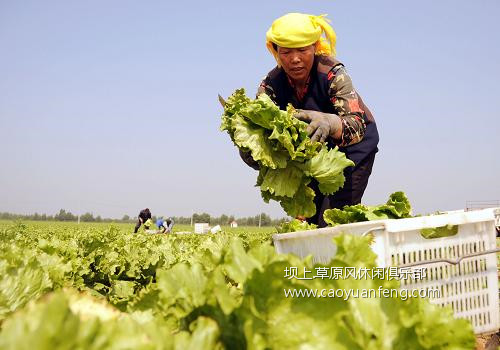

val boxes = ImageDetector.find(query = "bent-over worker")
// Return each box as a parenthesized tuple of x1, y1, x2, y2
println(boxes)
(242, 13, 379, 227)
(134, 208, 152, 233)
(156, 217, 175, 234)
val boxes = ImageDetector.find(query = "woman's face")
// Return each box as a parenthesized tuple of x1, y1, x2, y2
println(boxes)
(277, 44, 315, 83)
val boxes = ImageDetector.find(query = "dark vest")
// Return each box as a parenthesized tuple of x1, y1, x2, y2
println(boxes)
(263, 56, 379, 166)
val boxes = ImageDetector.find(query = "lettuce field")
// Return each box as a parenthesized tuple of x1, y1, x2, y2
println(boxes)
(0, 220, 478, 349)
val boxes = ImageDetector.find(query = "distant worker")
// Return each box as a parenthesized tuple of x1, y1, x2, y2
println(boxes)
(134, 208, 152, 233)
(156, 217, 175, 234)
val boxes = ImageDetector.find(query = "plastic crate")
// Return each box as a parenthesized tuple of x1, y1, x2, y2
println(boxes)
(194, 223, 210, 234)
(272, 208, 500, 334)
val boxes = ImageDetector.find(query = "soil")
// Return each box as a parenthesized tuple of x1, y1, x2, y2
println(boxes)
(475, 332, 499, 350)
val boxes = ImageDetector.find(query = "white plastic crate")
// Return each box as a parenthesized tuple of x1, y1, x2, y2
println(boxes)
(194, 223, 210, 234)
(272, 208, 500, 334)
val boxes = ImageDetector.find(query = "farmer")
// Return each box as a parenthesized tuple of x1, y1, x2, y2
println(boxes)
(134, 208, 152, 233)
(156, 217, 175, 234)
(242, 13, 379, 227)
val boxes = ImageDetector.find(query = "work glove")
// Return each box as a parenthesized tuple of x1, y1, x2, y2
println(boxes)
(239, 149, 260, 171)
(294, 110, 342, 143)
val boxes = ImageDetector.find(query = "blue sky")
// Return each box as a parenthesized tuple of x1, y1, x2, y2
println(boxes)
(1, 0, 499, 219)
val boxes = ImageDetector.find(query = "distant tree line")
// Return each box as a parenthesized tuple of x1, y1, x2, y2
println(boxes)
(0, 210, 289, 227)
(0, 209, 119, 223)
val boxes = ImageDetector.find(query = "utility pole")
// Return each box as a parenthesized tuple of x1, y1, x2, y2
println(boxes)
(77, 201, 81, 224)
(259, 213, 261, 228)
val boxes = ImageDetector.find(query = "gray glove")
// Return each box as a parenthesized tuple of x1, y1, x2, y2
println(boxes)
(239, 149, 260, 170)
(294, 109, 342, 143)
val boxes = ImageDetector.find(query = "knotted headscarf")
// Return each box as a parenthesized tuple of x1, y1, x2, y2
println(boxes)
(266, 13, 337, 65)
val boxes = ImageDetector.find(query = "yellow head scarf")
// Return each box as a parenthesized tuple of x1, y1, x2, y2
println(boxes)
(266, 13, 337, 65)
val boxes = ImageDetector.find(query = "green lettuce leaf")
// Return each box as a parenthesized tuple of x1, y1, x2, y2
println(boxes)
(302, 147, 355, 195)
(240, 93, 279, 130)
(279, 182, 317, 218)
(420, 225, 458, 239)
(257, 163, 303, 198)
(232, 116, 288, 170)
(275, 219, 317, 233)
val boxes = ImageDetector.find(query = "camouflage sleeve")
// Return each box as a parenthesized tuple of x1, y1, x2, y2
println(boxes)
(257, 78, 278, 102)
(328, 66, 367, 147)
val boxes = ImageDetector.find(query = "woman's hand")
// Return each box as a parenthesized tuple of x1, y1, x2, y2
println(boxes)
(294, 109, 342, 142)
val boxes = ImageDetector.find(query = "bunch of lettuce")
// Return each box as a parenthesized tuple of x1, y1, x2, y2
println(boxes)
(220, 89, 354, 218)
(323, 191, 412, 226)
(323, 192, 458, 239)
